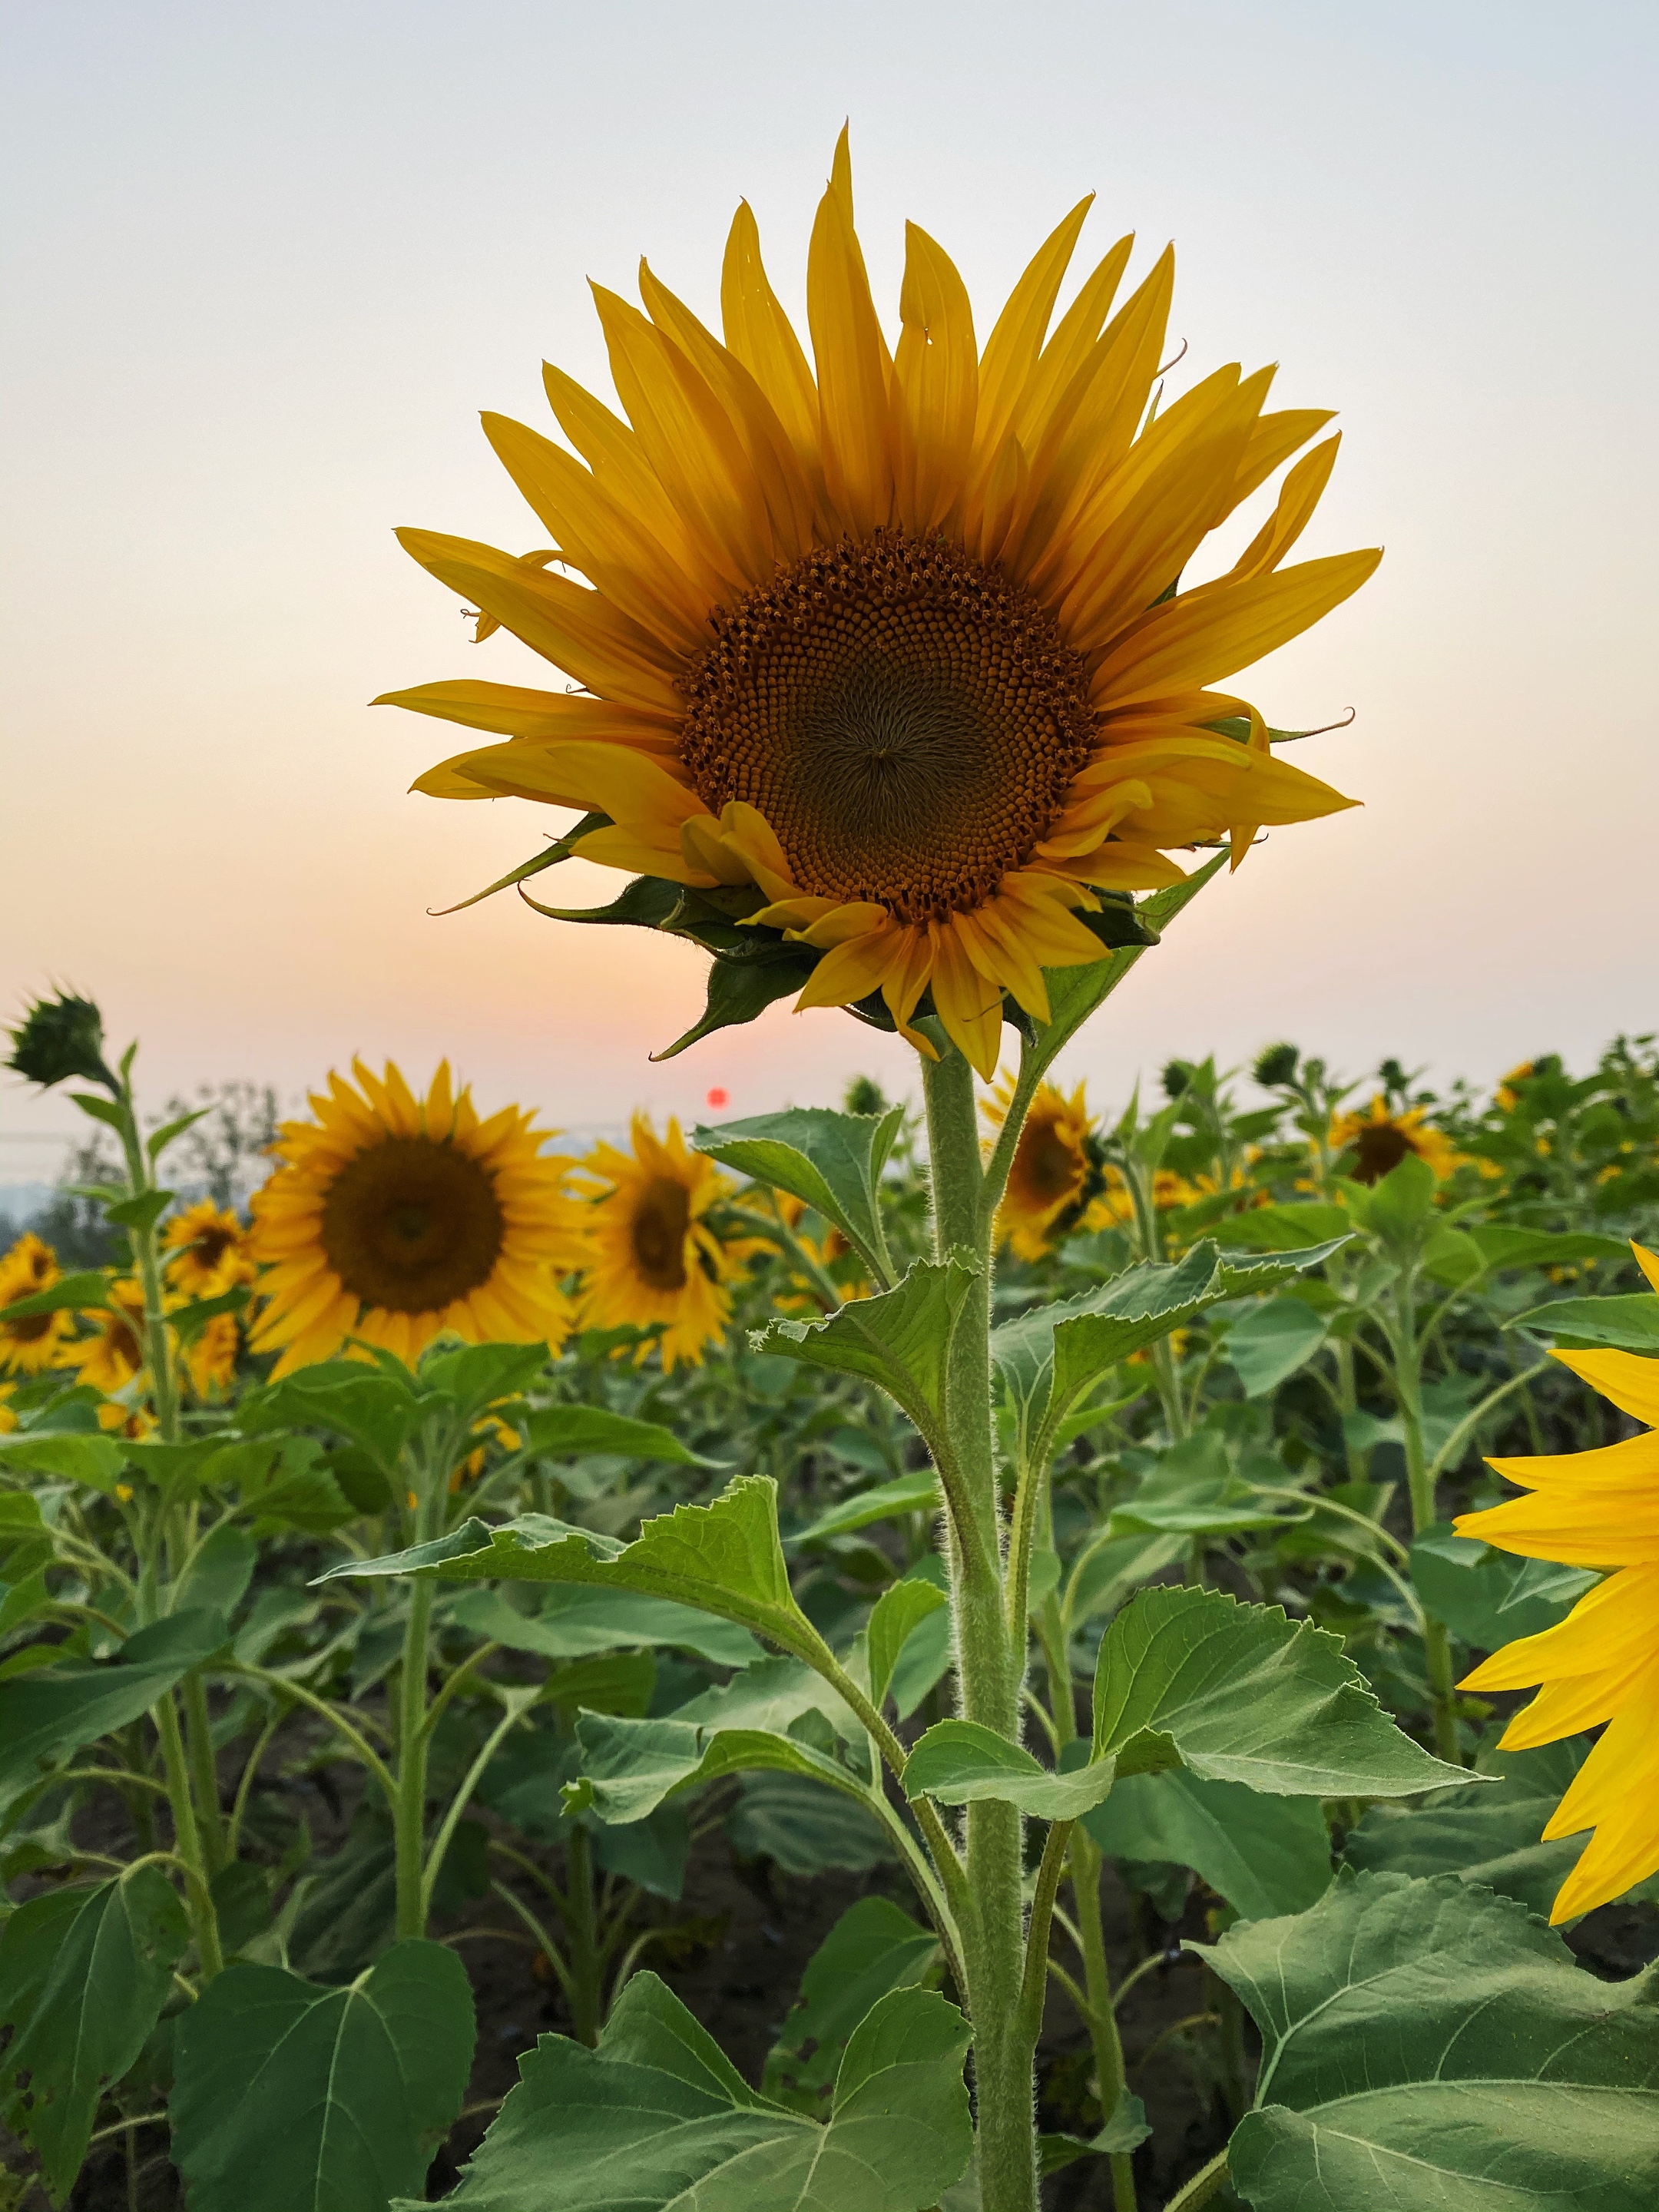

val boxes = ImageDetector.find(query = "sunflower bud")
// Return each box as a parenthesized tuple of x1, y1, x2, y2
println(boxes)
(1161, 1059, 1194, 1100)
(5, 992, 120, 1094)
(844, 1075, 889, 1117)
(1253, 1041, 1300, 1088)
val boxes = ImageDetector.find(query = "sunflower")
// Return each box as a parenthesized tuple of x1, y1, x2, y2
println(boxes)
(1495, 1061, 1535, 1112)
(380, 133, 1376, 1078)
(247, 1060, 584, 1379)
(1329, 1096, 1460, 1185)
(982, 1075, 1103, 1258)
(0, 1231, 75, 1376)
(576, 1114, 733, 1368)
(180, 1311, 240, 1399)
(69, 1277, 149, 1396)
(1455, 1241, 1659, 1922)
(164, 1200, 253, 1298)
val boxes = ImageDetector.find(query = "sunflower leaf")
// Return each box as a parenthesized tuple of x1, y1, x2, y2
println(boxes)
(0, 1867, 190, 2200)
(651, 947, 818, 1063)
(993, 1237, 1348, 1470)
(1202, 1870, 1659, 2210)
(1509, 1291, 1659, 1353)
(1083, 1770, 1333, 1920)
(754, 1259, 979, 1451)
(408, 1972, 971, 2212)
(171, 1941, 475, 2212)
(1092, 1584, 1470, 1796)
(0, 1609, 228, 1817)
(0, 1270, 116, 1322)
(763, 1897, 941, 2116)
(867, 1577, 949, 1709)
(693, 1104, 906, 1283)
(512, 1404, 720, 1466)
(902, 1720, 1117, 1819)
(789, 1469, 944, 1545)
(315, 1474, 830, 1664)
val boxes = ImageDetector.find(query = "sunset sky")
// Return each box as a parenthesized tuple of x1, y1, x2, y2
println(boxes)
(4, 2, 1655, 1184)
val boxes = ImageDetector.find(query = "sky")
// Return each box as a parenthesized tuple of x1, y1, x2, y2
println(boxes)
(3, 1, 1656, 1189)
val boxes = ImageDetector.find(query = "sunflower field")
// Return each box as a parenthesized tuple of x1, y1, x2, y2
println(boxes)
(5, 141, 1657, 2212)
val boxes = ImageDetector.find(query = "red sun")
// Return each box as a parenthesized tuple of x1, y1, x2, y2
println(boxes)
(705, 1087, 730, 1110)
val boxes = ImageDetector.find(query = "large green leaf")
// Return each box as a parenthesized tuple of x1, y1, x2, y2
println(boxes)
(1409, 1525, 1595, 1650)
(902, 1720, 1118, 1820)
(319, 1475, 823, 1661)
(171, 1941, 475, 2212)
(867, 1577, 949, 1708)
(511, 1402, 717, 1466)
(0, 1867, 190, 2202)
(565, 1661, 866, 1827)
(241, 1363, 429, 1474)
(448, 1584, 760, 1667)
(763, 1897, 940, 2115)
(0, 1430, 127, 1491)
(409, 1971, 972, 2211)
(1512, 1292, 1659, 1353)
(1091, 1586, 1468, 1796)
(693, 1104, 906, 1283)
(727, 1773, 895, 1876)
(1209, 1202, 1353, 1253)
(790, 1469, 942, 1545)
(757, 1260, 978, 1451)
(1207, 1870, 1659, 2210)
(992, 1239, 1347, 1468)
(1082, 1770, 1333, 1920)
(1343, 1737, 1615, 1922)
(1470, 1225, 1632, 1273)
(0, 1608, 227, 1816)
(1224, 1297, 1330, 1398)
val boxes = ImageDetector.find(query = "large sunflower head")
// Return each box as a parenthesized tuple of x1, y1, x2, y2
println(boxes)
(0, 1231, 75, 1376)
(983, 1075, 1103, 1258)
(164, 1200, 253, 1299)
(575, 1114, 734, 1369)
(1330, 1095, 1460, 1185)
(381, 133, 1377, 1078)
(247, 1059, 584, 1379)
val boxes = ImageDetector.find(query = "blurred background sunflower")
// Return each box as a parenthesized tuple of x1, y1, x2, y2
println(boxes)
(0, 1230, 75, 1376)
(983, 1077, 1106, 1258)
(575, 1114, 736, 1369)
(1330, 1094, 1460, 1184)
(163, 1199, 254, 1297)
(247, 1059, 584, 1376)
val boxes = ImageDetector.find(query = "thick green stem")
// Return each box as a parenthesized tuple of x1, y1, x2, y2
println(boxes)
(921, 1042, 1032, 2212)
(153, 1694, 223, 1978)
(1392, 1279, 1460, 1763)
(394, 1576, 435, 1939)
(565, 1823, 603, 2045)
(181, 1670, 228, 1875)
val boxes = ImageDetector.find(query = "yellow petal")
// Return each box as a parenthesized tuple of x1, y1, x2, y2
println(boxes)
(1220, 433, 1341, 583)
(893, 222, 978, 535)
(1089, 551, 1383, 710)
(933, 922, 1005, 1078)
(974, 196, 1094, 473)
(374, 680, 679, 745)
(1458, 1563, 1659, 1690)
(1482, 1429, 1659, 1493)
(720, 200, 827, 513)
(1551, 1346, 1659, 1429)
(1543, 1672, 1659, 1920)
(794, 925, 902, 1010)
(806, 157, 894, 538)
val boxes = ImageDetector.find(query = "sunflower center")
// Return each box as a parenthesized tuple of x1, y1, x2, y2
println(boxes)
(320, 1136, 505, 1314)
(1353, 1123, 1416, 1185)
(193, 1225, 236, 1268)
(1018, 1121, 1084, 1207)
(629, 1176, 691, 1293)
(5, 1313, 53, 1345)
(679, 529, 1097, 926)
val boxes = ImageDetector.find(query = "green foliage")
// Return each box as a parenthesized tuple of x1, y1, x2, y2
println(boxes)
(415, 1972, 972, 2211)
(694, 1104, 906, 1282)
(763, 1897, 940, 2114)
(0, 1867, 190, 2200)
(759, 1259, 979, 1448)
(1207, 1871, 1659, 2210)
(1091, 1586, 1469, 1795)
(1083, 1771, 1333, 1920)
(902, 1720, 1118, 1819)
(171, 1942, 476, 2212)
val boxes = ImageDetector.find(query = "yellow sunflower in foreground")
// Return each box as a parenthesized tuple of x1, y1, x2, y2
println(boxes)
(1330, 1096, 1460, 1186)
(247, 1061, 584, 1379)
(0, 1232, 75, 1376)
(983, 1076, 1102, 1258)
(164, 1200, 254, 1297)
(381, 133, 1376, 1078)
(1455, 1241, 1659, 1922)
(577, 1115, 734, 1369)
